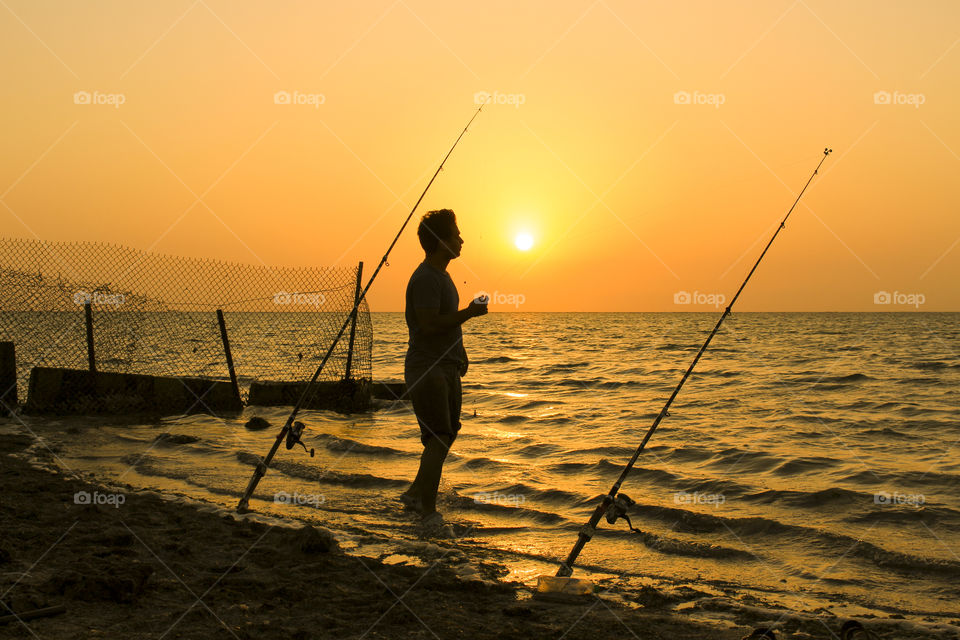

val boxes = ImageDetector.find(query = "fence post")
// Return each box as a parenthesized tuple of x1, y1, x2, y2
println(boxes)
(344, 261, 363, 381)
(84, 302, 96, 372)
(1, 342, 16, 416)
(217, 309, 243, 408)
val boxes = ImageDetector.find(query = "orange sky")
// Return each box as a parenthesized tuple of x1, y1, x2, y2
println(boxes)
(2, 1, 958, 311)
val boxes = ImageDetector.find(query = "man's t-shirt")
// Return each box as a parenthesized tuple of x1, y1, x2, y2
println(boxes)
(405, 261, 466, 370)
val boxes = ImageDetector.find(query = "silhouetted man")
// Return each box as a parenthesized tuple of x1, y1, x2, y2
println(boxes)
(399, 209, 487, 528)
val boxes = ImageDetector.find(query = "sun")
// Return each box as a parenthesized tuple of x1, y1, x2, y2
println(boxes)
(514, 232, 534, 251)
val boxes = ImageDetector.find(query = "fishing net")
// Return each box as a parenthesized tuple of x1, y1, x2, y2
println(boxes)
(0, 238, 371, 406)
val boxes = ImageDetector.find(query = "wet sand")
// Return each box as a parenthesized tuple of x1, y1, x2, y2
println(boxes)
(0, 432, 749, 639)
(4, 429, 956, 639)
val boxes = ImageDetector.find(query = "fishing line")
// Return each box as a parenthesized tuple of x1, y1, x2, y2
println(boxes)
(236, 102, 488, 512)
(553, 147, 832, 577)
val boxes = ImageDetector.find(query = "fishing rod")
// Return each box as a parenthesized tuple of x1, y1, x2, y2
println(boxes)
(236, 102, 487, 512)
(554, 147, 832, 578)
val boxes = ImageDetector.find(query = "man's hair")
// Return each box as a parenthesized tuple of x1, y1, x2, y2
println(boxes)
(417, 209, 457, 253)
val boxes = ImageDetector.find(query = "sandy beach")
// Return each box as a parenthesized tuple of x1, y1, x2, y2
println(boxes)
(0, 431, 761, 640)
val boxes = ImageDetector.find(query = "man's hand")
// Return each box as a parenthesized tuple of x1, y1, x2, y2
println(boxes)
(468, 296, 488, 318)
(458, 357, 468, 378)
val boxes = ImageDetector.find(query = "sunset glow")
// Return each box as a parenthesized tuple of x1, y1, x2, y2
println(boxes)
(514, 232, 534, 252)
(0, 2, 957, 310)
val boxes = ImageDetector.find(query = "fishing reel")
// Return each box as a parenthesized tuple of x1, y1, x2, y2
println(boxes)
(285, 421, 315, 457)
(605, 493, 642, 533)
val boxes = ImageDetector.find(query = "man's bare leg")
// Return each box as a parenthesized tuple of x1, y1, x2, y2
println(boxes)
(413, 434, 451, 517)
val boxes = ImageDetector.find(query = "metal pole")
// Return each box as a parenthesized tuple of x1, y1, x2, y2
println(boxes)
(556, 148, 833, 577)
(344, 261, 364, 380)
(0, 341, 16, 417)
(217, 309, 242, 408)
(84, 302, 96, 372)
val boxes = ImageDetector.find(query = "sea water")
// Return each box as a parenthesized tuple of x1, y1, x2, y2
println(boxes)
(6, 312, 959, 630)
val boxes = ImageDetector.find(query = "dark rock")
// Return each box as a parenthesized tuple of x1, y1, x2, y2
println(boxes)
(154, 432, 200, 445)
(297, 525, 339, 554)
(244, 417, 270, 430)
(632, 585, 677, 608)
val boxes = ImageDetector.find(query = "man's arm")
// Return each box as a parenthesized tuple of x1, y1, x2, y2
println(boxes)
(414, 299, 487, 335)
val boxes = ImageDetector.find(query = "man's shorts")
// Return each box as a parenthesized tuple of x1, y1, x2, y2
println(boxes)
(404, 362, 462, 446)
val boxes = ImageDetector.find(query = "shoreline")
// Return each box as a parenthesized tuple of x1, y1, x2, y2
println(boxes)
(0, 431, 749, 639)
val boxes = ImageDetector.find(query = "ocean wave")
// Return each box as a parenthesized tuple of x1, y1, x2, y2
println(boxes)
(445, 489, 567, 524)
(465, 482, 584, 507)
(457, 456, 516, 472)
(517, 399, 562, 409)
(236, 451, 408, 488)
(792, 373, 874, 384)
(857, 426, 910, 438)
(542, 362, 591, 373)
(743, 486, 865, 507)
(315, 434, 411, 457)
(573, 445, 635, 457)
(846, 505, 960, 528)
(771, 456, 841, 476)
(630, 501, 960, 576)
(705, 448, 782, 473)
(120, 453, 194, 481)
(516, 443, 563, 457)
(605, 527, 755, 560)
(837, 469, 960, 489)
(906, 360, 960, 371)
(475, 355, 519, 363)
(597, 459, 678, 484)
(662, 446, 716, 463)
(848, 539, 960, 576)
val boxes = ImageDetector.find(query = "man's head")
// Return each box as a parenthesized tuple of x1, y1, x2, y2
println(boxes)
(417, 209, 463, 259)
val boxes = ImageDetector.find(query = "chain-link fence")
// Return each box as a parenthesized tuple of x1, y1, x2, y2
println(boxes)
(0, 238, 371, 406)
